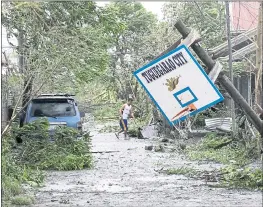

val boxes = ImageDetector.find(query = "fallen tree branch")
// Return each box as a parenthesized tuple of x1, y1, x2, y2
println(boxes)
(1, 51, 69, 137)
(91, 151, 120, 153)
(212, 139, 233, 150)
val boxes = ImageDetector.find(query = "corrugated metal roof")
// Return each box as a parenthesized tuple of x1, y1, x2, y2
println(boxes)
(208, 27, 257, 60)
(219, 42, 257, 61)
(205, 117, 232, 131)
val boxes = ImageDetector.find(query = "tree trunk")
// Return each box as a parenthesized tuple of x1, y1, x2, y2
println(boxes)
(134, 81, 138, 99)
(18, 29, 33, 110)
(22, 77, 33, 109)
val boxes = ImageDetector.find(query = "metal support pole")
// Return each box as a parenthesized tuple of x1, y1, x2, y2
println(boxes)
(225, 1, 236, 134)
(174, 20, 263, 136)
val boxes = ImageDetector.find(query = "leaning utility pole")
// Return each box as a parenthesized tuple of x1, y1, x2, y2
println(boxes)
(225, 1, 236, 133)
(174, 20, 263, 138)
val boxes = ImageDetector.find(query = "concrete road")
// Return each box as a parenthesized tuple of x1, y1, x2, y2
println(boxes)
(33, 130, 262, 207)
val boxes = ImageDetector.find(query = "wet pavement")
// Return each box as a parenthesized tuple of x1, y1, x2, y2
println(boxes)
(33, 124, 262, 207)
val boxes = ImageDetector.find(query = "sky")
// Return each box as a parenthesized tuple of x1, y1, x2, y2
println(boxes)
(97, 1, 164, 19)
(141, 1, 164, 19)
(2, 27, 17, 65)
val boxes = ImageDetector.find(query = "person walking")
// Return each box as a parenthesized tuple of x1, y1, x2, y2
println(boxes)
(115, 98, 134, 140)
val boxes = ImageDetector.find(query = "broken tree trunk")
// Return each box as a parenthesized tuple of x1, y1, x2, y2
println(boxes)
(174, 20, 263, 137)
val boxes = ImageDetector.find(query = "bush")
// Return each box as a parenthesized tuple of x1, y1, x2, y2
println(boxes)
(199, 133, 233, 150)
(15, 119, 92, 170)
(11, 195, 35, 205)
(1, 135, 44, 205)
(185, 133, 248, 165)
(2, 118, 92, 206)
(183, 132, 263, 190)
(220, 165, 263, 190)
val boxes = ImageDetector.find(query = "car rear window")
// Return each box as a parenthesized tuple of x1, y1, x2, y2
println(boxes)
(30, 99, 76, 117)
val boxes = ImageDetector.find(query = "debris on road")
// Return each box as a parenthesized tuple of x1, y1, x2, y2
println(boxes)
(154, 145, 165, 152)
(145, 145, 153, 151)
(59, 199, 70, 204)
(161, 138, 169, 143)
(91, 151, 120, 153)
(31, 124, 262, 207)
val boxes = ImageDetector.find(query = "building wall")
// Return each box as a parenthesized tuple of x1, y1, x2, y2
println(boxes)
(231, 2, 260, 31)
(232, 72, 255, 110)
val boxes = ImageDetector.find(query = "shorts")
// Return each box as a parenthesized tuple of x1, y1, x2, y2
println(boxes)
(120, 119, 128, 131)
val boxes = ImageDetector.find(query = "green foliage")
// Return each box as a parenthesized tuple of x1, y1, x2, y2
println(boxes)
(99, 2, 158, 101)
(2, 176, 23, 198)
(186, 147, 248, 165)
(2, 118, 92, 205)
(185, 133, 248, 165)
(220, 165, 263, 190)
(93, 102, 122, 120)
(128, 117, 149, 131)
(1, 135, 44, 204)
(12, 118, 49, 141)
(166, 165, 263, 190)
(2, 1, 111, 96)
(11, 195, 35, 206)
(221, 61, 248, 76)
(198, 133, 233, 150)
(182, 132, 263, 190)
(193, 109, 219, 127)
(21, 166, 45, 186)
(163, 2, 226, 49)
(98, 125, 119, 133)
(127, 128, 138, 137)
(14, 119, 92, 170)
(166, 167, 198, 176)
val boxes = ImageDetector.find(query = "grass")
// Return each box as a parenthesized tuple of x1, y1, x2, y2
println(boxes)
(166, 165, 263, 190)
(178, 132, 263, 190)
(2, 177, 23, 198)
(185, 146, 249, 165)
(166, 166, 199, 176)
(11, 195, 35, 205)
(184, 133, 249, 165)
(219, 166, 263, 190)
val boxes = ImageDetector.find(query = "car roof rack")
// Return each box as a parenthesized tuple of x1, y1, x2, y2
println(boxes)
(38, 93, 75, 97)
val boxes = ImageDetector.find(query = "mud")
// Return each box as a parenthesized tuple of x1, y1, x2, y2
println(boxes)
(33, 123, 262, 207)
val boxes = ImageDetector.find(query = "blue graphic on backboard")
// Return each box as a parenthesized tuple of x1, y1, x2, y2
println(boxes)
(173, 87, 198, 108)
